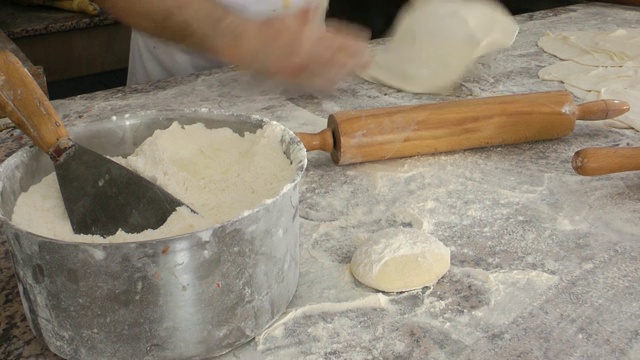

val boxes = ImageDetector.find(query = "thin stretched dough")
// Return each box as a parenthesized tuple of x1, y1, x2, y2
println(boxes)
(538, 29, 640, 67)
(537, 29, 640, 131)
(538, 61, 640, 91)
(359, 0, 518, 94)
(599, 80, 640, 131)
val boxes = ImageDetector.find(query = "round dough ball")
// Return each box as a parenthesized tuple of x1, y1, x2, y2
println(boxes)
(350, 228, 450, 293)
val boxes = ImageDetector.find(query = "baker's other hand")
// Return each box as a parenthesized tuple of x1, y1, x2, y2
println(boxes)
(216, 4, 372, 92)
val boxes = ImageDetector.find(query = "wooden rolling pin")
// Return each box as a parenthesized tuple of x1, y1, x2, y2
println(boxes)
(572, 147, 640, 176)
(295, 91, 629, 165)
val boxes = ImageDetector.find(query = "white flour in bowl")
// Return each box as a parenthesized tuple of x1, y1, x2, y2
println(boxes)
(11, 121, 297, 243)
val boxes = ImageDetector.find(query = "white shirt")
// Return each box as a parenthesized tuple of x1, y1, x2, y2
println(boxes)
(127, 0, 320, 86)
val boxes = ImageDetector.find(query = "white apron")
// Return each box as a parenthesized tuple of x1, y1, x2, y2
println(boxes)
(127, 0, 321, 86)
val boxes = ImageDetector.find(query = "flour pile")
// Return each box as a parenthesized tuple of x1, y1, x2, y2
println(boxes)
(11, 121, 297, 243)
(538, 29, 640, 131)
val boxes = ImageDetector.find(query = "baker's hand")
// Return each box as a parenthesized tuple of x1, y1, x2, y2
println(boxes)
(224, 5, 371, 91)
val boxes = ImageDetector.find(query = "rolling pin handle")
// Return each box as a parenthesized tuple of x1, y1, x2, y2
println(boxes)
(575, 99, 630, 121)
(572, 147, 640, 176)
(295, 128, 334, 153)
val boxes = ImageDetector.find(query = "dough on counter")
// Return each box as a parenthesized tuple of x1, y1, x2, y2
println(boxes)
(537, 29, 640, 131)
(359, 0, 518, 94)
(538, 29, 640, 67)
(350, 228, 450, 293)
(600, 80, 640, 130)
(538, 62, 640, 129)
(538, 61, 639, 91)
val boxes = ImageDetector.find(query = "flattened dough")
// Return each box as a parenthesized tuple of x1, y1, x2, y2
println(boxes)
(538, 61, 640, 91)
(537, 29, 640, 131)
(538, 29, 640, 67)
(562, 83, 599, 102)
(359, 0, 518, 94)
(537, 63, 640, 130)
(350, 228, 450, 293)
(600, 80, 640, 130)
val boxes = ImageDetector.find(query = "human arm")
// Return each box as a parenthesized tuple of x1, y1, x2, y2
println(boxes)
(93, 0, 371, 90)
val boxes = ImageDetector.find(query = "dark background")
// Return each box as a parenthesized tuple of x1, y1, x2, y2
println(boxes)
(326, 0, 585, 39)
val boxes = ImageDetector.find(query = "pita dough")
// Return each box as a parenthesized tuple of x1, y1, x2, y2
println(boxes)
(538, 61, 639, 90)
(599, 80, 640, 130)
(359, 0, 519, 94)
(350, 228, 450, 293)
(538, 62, 639, 126)
(538, 29, 640, 67)
(562, 83, 599, 102)
(537, 29, 640, 131)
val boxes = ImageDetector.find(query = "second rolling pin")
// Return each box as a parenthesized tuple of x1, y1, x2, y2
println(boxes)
(295, 90, 629, 165)
(572, 147, 640, 176)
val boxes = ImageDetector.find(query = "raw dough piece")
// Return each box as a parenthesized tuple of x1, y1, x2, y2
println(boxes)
(562, 83, 599, 102)
(537, 29, 640, 131)
(538, 61, 640, 91)
(538, 61, 640, 131)
(538, 29, 640, 67)
(350, 228, 450, 293)
(600, 80, 640, 130)
(538, 61, 633, 125)
(359, 0, 519, 94)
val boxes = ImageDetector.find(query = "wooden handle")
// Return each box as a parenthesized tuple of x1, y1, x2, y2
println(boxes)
(316, 90, 622, 165)
(295, 128, 334, 152)
(575, 99, 630, 120)
(572, 147, 640, 176)
(0, 49, 69, 155)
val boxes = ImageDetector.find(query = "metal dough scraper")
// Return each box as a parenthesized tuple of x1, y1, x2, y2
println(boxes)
(0, 49, 191, 237)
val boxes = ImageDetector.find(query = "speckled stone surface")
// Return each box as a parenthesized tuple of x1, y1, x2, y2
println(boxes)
(0, 2, 116, 39)
(2, 3, 640, 359)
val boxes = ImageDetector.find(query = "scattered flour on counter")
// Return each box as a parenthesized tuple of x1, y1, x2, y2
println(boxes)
(256, 293, 390, 344)
(247, 267, 558, 359)
(350, 228, 451, 293)
(11, 121, 297, 243)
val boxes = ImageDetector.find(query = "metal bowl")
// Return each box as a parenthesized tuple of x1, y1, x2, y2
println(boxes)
(0, 110, 307, 359)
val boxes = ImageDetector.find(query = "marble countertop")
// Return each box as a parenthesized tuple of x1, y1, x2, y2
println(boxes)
(2, 3, 640, 359)
(0, 2, 116, 39)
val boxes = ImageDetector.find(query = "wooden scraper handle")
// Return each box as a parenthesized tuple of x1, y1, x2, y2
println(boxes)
(572, 147, 640, 176)
(295, 91, 629, 165)
(0, 49, 72, 161)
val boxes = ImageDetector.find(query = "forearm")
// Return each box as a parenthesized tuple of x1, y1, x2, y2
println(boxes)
(93, 1, 370, 91)
(94, 0, 250, 61)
